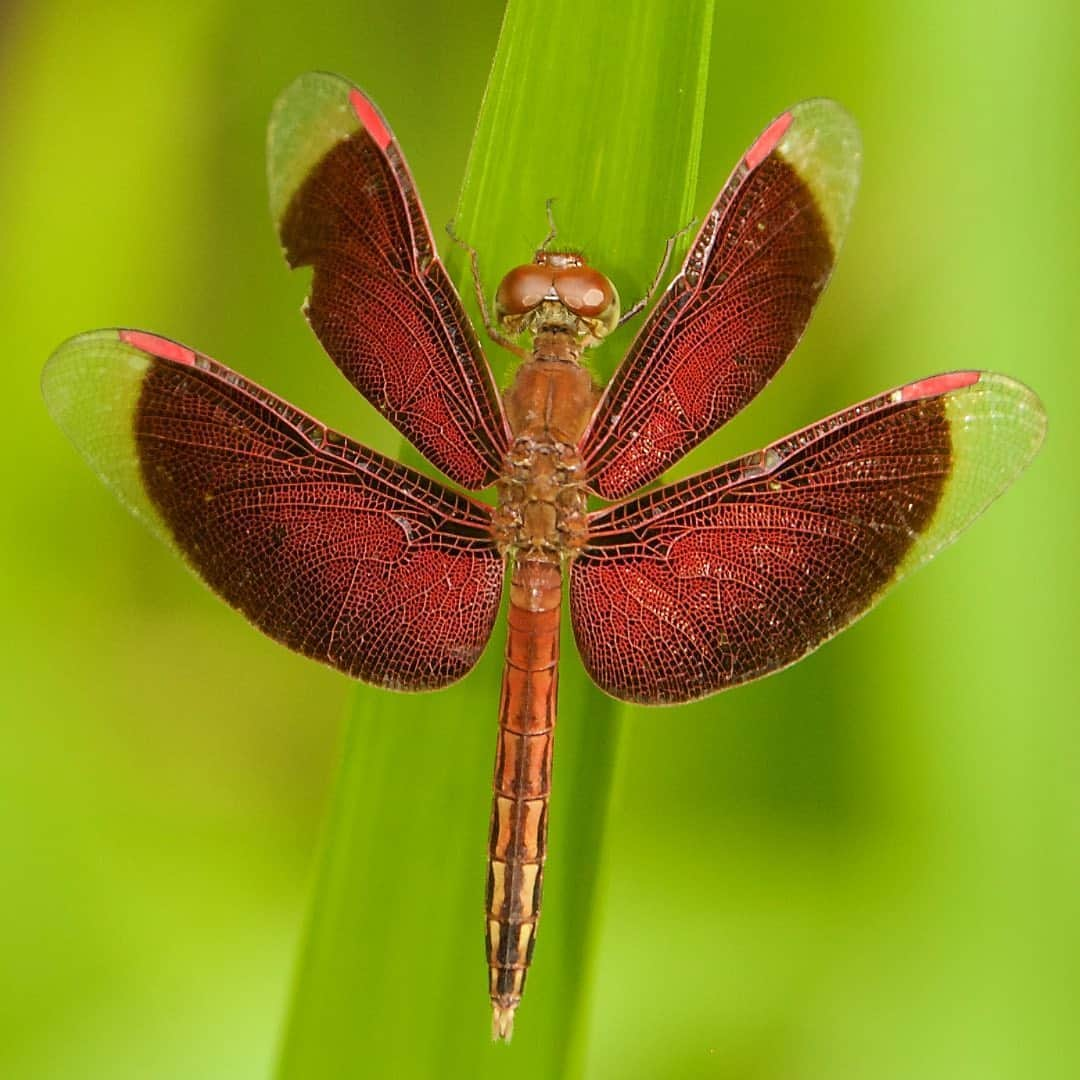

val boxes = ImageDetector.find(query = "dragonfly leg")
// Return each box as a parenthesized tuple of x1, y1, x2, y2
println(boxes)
(446, 221, 529, 360)
(617, 217, 697, 326)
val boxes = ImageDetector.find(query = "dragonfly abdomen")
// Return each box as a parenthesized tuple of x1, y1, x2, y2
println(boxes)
(487, 556, 561, 1041)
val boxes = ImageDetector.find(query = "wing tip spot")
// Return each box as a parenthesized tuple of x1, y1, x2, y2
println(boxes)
(119, 330, 197, 367)
(745, 112, 794, 170)
(897, 371, 980, 402)
(349, 88, 392, 151)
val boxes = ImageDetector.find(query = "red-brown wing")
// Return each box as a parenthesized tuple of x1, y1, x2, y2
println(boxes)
(571, 372, 1045, 704)
(580, 100, 861, 500)
(268, 71, 511, 491)
(42, 329, 504, 689)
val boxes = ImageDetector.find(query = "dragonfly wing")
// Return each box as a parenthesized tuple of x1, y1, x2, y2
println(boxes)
(268, 71, 511, 490)
(43, 329, 504, 689)
(571, 372, 1045, 703)
(580, 100, 861, 499)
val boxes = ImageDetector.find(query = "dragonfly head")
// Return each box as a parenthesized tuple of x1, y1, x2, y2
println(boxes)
(494, 251, 620, 347)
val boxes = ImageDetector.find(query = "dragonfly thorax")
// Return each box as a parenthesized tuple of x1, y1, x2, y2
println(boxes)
(493, 437, 588, 558)
(496, 355, 597, 559)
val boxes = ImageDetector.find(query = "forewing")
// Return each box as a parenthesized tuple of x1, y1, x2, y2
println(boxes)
(581, 100, 861, 500)
(43, 330, 504, 690)
(268, 71, 511, 490)
(571, 372, 1045, 703)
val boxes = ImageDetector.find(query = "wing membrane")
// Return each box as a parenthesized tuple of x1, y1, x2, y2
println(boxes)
(580, 100, 861, 499)
(43, 329, 504, 689)
(571, 372, 1045, 703)
(268, 71, 510, 490)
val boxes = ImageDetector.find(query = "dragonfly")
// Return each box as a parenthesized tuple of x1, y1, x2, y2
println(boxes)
(43, 72, 1045, 1041)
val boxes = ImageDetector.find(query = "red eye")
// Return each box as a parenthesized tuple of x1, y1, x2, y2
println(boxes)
(495, 265, 554, 316)
(553, 267, 615, 317)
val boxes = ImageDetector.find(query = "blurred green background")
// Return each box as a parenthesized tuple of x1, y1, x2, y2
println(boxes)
(3, 1, 1076, 1077)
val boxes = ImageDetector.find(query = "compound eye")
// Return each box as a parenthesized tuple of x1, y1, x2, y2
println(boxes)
(553, 266, 615, 317)
(495, 265, 554, 317)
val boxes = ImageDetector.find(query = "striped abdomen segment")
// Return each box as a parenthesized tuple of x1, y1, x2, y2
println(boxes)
(487, 557, 561, 1041)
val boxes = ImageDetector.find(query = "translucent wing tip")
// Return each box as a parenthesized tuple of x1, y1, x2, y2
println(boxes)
(42, 328, 139, 436)
(953, 370, 1047, 468)
(777, 98, 862, 252)
(42, 328, 175, 545)
(267, 70, 363, 225)
(895, 370, 1046, 581)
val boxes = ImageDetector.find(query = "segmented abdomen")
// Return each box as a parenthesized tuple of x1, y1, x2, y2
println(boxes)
(487, 556, 561, 1041)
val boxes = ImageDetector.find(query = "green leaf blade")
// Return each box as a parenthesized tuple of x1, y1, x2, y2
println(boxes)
(278, 2, 713, 1076)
